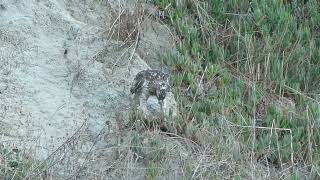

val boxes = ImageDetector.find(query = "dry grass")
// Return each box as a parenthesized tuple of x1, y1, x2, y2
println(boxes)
(1, 0, 319, 179)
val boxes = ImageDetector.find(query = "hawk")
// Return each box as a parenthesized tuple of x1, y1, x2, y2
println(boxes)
(130, 69, 170, 107)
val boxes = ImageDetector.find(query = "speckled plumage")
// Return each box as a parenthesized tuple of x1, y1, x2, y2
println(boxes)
(130, 69, 170, 102)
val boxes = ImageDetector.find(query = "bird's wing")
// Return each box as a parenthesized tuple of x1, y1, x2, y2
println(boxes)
(130, 72, 145, 94)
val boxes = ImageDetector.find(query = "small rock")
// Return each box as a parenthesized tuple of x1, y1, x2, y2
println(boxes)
(0, 4, 6, 10)
(136, 92, 178, 121)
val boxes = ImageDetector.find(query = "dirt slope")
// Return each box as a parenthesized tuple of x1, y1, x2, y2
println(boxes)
(0, 0, 178, 178)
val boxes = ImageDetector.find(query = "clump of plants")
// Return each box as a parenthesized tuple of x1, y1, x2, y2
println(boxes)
(154, 0, 320, 178)
(0, 145, 34, 179)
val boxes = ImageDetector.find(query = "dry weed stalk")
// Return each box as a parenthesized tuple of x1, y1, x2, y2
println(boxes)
(229, 124, 294, 170)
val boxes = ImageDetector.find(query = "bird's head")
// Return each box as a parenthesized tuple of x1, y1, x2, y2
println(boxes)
(156, 81, 169, 101)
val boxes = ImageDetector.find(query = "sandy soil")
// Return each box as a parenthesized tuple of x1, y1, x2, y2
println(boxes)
(0, 0, 178, 178)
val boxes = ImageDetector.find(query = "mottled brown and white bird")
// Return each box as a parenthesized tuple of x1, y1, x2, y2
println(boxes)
(130, 69, 170, 107)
